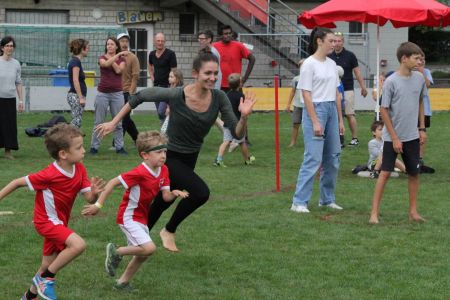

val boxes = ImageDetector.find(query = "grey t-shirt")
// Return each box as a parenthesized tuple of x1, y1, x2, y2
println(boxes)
(367, 138, 383, 168)
(381, 71, 425, 142)
(0, 57, 22, 98)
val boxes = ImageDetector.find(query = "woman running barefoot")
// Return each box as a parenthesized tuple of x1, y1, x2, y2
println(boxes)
(96, 52, 256, 251)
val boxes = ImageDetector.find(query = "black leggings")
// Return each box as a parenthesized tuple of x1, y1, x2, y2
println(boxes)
(148, 150, 210, 233)
(122, 92, 139, 142)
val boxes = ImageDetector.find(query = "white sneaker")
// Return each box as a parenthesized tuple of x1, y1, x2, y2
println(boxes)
(319, 202, 343, 210)
(290, 204, 310, 213)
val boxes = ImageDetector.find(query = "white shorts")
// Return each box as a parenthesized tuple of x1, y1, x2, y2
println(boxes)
(119, 221, 152, 246)
(223, 127, 245, 143)
(344, 90, 355, 115)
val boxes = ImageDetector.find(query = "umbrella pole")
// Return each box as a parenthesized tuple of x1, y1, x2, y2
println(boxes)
(376, 21, 380, 121)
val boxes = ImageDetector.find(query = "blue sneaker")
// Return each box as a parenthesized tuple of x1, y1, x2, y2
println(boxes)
(32, 273, 56, 300)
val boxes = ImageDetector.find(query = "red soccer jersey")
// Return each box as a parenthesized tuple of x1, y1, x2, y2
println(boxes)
(212, 41, 251, 88)
(26, 162, 91, 226)
(116, 163, 170, 226)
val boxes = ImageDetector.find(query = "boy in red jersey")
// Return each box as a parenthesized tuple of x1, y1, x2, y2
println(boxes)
(82, 131, 188, 291)
(0, 123, 104, 300)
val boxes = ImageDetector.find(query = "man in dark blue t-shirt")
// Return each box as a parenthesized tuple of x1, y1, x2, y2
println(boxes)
(329, 32, 368, 146)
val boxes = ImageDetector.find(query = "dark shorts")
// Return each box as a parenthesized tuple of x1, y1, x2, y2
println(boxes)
(417, 116, 431, 128)
(381, 139, 420, 175)
(292, 107, 303, 125)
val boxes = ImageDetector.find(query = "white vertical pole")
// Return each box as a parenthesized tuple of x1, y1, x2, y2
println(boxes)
(375, 19, 380, 121)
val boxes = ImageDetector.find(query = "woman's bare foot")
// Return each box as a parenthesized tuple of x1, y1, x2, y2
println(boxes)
(369, 215, 379, 224)
(288, 143, 295, 148)
(409, 213, 425, 223)
(160, 228, 179, 252)
(4, 150, 13, 160)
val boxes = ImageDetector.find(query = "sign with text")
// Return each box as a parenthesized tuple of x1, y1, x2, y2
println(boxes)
(117, 11, 164, 24)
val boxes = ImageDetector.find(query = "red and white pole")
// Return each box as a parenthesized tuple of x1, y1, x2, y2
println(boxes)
(274, 75, 280, 192)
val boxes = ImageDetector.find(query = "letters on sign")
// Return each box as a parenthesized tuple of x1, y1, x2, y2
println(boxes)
(117, 11, 164, 24)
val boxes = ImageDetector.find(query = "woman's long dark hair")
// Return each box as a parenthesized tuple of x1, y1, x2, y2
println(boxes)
(192, 51, 219, 71)
(308, 27, 334, 55)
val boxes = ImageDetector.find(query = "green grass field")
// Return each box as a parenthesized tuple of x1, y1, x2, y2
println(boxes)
(0, 111, 449, 299)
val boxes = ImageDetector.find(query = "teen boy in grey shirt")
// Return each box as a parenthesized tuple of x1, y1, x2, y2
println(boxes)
(381, 72, 426, 142)
(369, 42, 427, 225)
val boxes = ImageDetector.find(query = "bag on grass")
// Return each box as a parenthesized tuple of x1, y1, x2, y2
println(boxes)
(37, 115, 67, 128)
(25, 127, 48, 137)
(352, 164, 368, 174)
(25, 115, 67, 137)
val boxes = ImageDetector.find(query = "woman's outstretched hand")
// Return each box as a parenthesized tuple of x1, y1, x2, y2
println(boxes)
(95, 122, 115, 138)
(239, 91, 257, 117)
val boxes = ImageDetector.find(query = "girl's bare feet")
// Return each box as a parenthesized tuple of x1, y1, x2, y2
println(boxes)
(409, 213, 425, 223)
(160, 228, 179, 252)
(369, 215, 379, 224)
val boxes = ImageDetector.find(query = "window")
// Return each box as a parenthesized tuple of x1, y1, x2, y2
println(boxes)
(128, 28, 148, 87)
(179, 13, 197, 35)
(348, 22, 367, 39)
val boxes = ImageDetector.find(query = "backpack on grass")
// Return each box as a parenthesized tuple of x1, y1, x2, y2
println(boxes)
(25, 115, 67, 137)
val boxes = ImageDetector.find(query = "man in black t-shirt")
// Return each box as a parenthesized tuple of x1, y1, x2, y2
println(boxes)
(329, 32, 368, 146)
(148, 32, 177, 121)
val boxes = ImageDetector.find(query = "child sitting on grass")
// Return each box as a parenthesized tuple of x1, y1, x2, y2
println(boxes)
(0, 123, 104, 300)
(82, 131, 188, 292)
(367, 120, 405, 178)
(214, 73, 255, 167)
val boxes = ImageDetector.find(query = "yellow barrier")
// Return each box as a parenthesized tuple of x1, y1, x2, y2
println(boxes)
(85, 71, 96, 87)
(243, 87, 450, 111)
(429, 88, 450, 111)
(243, 87, 291, 111)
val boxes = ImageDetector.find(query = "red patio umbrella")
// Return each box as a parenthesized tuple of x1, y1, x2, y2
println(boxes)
(298, 0, 450, 119)
(299, 0, 450, 29)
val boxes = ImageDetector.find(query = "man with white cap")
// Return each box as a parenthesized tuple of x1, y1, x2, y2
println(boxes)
(117, 32, 139, 144)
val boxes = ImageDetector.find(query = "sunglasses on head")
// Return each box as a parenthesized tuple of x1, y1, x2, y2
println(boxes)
(334, 32, 344, 36)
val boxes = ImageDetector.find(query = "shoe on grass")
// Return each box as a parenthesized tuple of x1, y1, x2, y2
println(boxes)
(105, 243, 122, 277)
(21, 292, 37, 300)
(116, 148, 128, 155)
(244, 155, 256, 165)
(89, 148, 98, 155)
(113, 281, 136, 293)
(290, 204, 310, 213)
(348, 138, 359, 146)
(319, 202, 343, 210)
(213, 160, 227, 167)
(370, 170, 380, 179)
(420, 165, 435, 174)
(32, 273, 56, 300)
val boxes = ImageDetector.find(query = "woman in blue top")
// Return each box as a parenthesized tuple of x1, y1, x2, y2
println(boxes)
(290, 28, 345, 213)
(96, 52, 256, 252)
(67, 39, 89, 128)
